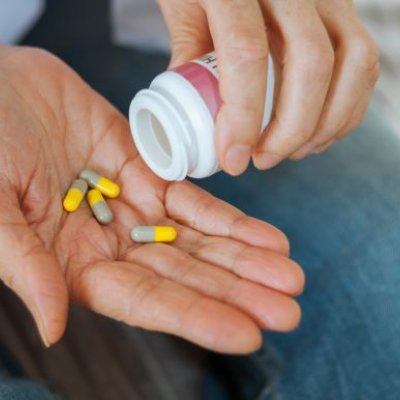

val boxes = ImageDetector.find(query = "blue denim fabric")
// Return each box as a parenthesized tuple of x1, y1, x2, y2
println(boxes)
(200, 108, 400, 399)
(0, 380, 59, 400)
(0, 344, 59, 400)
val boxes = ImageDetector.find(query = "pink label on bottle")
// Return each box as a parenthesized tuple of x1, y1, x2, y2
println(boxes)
(172, 62, 221, 119)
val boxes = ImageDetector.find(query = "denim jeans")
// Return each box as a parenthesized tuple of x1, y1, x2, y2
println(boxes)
(0, 343, 59, 400)
(200, 108, 400, 400)
(1, 108, 399, 399)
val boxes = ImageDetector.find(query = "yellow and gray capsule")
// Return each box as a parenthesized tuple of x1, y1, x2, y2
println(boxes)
(80, 169, 120, 198)
(131, 226, 177, 243)
(63, 179, 88, 212)
(87, 189, 113, 224)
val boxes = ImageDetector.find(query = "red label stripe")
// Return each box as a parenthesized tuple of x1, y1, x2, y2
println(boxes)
(172, 62, 221, 119)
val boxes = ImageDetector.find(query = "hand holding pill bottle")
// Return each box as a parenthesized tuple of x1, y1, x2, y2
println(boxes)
(129, 52, 275, 181)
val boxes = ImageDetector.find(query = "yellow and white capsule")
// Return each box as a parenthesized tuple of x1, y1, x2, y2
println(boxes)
(131, 226, 177, 243)
(80, 169, 120, 198)
(87, 189, 113, 224)
(63, 179, 88, 212)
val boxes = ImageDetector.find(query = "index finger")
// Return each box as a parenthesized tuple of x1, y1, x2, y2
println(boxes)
(203, 0, 268, 175)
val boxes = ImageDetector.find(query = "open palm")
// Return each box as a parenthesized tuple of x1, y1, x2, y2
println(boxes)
(0, 46, 303, 354)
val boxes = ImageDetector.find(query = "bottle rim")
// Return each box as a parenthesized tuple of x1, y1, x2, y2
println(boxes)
(129, 89, 190, 181)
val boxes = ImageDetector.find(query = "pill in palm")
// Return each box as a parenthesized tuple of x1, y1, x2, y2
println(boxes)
(87, 189, 113, 224)
(80, 169, 120, 198)
(131, 226, 177, 243)
(63, 179, 88, 212)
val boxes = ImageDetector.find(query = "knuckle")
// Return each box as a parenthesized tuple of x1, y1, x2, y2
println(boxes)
(297, 39, 334, 82)
(226, 33, 268, 63)
(348, 33, 380, 75)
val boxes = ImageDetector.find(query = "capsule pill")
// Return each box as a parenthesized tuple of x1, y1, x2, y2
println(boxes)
(87, 189, 113, 224)
(63, 179, 88, 212)
(80, 169, 120, 198)
(131, 226, 177, 243)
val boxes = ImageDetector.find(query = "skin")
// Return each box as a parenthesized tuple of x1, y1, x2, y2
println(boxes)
(158, 0, 380, 175)
(0, 46, 304, 354)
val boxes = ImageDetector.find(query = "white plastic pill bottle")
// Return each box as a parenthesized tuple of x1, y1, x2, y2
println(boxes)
(129, 52, 274, 181)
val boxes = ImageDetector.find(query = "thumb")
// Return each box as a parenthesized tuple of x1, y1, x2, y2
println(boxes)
(0, 190, 68, 347)
(157, 0, 212, 68)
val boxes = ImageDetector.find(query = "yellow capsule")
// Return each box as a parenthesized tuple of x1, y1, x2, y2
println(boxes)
(131, 226, 177, 243)
(63, 179, 88, 212)
(87, 189, 113, 224)
(80, 169, 120, 198)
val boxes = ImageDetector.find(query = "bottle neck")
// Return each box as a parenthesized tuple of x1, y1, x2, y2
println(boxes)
(129, 88, 196, 181)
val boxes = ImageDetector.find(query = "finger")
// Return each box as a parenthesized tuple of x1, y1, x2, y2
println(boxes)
(335, 94, 374, 142)
(291, 0, 380, 159)
(127, 243, 301, 331)
(313, 138, 336, 155)
(203, 0, 268, 175)
(166, 181, 290, 255)
(253, 0, 334, 168)
(157, 0, 212, 67)
(173, 229, 304, 296)
(0, 188, 68, 346)
(72, 260, 262, 354)
(313, 92, 372, 154)
(163, 221, 303, 295)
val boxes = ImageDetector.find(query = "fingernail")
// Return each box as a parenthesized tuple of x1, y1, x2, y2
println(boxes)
(40, 328, 51, 348)
(225, 144, 251, 175)
(37, 316, 51, 348)
(253, 152, 283, 170)
(42, 337, 51, 348)
(291, 143, 315, 160)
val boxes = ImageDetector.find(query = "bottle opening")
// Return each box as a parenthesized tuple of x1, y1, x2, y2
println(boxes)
(135, 109, 173, 170)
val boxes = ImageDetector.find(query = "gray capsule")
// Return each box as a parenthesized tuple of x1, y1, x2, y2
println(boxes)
(131, 226, 155, 243)
(91, 202, 113, 224)
(87, 189, 113, 225)
(80, 169, 101, 187)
